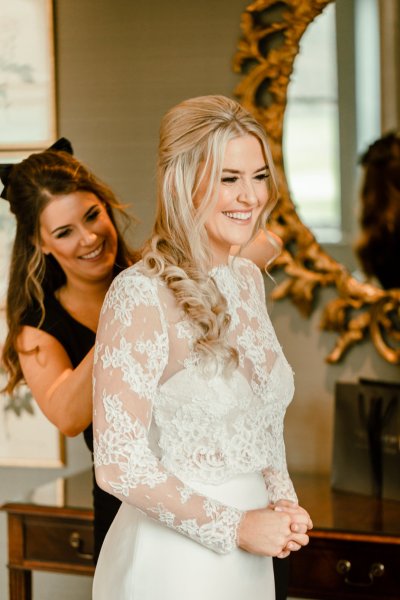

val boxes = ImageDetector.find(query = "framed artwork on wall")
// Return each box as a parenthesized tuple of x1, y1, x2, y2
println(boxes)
(0, 0, 61, 468)
(0, 0, 56, 150)
(0, 178, 65, 468)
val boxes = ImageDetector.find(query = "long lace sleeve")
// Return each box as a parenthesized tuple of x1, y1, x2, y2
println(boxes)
(93, 267, 243, 554)
(251, 263, 298, 504)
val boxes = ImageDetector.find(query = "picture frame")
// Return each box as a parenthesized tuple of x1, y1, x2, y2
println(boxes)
(0, 0, 56, 150)
(0, 177, 65, 468)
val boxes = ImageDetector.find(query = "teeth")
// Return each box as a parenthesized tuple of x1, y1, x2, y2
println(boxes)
(81, 242, 103, 259)
(223, 211, 252, 221)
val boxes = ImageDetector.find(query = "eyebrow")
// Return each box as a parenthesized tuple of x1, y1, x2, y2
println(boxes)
(222, 165, 269, 175)
(50, 204, 99, 235)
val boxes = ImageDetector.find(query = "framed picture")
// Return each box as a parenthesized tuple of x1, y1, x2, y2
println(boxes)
(0, 191, 65, 468)
(27, 477, 65, 506)
(0, 0, 56, 150)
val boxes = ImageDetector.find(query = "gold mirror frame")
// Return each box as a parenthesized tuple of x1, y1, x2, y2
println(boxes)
(233, 0, 400, 365)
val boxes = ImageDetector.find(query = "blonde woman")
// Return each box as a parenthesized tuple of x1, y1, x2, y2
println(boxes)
(92, 95, 312, 600)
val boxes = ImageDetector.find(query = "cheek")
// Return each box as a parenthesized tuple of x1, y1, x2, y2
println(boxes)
(105, 221, 118, 248)
(215, 187, 232, 211)
(258, 187, 269, 209)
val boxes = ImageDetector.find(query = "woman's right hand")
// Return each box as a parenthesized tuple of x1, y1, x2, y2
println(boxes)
(237, 507, 310, 557)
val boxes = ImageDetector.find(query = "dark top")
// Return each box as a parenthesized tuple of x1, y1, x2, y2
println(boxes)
(21, 294, 121, 562)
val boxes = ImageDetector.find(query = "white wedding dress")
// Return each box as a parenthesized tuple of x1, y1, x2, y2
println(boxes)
(92, 257, 297, 599)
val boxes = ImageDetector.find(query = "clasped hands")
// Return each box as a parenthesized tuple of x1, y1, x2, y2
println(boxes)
(238, 499, 313, 559)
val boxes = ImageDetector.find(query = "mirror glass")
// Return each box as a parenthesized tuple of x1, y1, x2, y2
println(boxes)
(283, 3, 340, 243)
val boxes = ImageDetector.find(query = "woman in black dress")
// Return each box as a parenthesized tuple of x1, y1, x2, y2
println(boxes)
(0, 139, 137, 561)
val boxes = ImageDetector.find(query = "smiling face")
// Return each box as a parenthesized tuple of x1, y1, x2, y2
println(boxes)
(39, 190, 118, 287)
(195, 134, 270, 265)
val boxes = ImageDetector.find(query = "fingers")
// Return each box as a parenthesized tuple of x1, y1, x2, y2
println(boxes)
(290, 521, 308, 534)
(285, 541, 301, 552)
(289, 532, 309, 548)
(274, 507, 311, 529)
(273, 504, 313, 531)
(273, 499, 298, 509)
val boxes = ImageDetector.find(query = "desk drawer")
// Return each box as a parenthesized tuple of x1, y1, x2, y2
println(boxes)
(24, 516, 94, 566)
(289, 536, 400, 600)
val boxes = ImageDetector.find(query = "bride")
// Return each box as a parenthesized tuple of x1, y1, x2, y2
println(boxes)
(92, 94, 312, 599)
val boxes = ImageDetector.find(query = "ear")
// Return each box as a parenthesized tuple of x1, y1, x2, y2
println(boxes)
(32, 235, 49, 256)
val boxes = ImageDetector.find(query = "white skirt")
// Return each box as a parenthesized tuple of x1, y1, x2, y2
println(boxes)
(92, 472, 274, 600)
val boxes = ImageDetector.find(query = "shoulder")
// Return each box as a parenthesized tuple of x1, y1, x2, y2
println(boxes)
(21, 293, 63, 330)
(102, 262, 162, 316)
(233, 256, 264, 283)
(111, 262, 159, 294)
(18, 294, 71, 355)
(233, 256, 266, 301)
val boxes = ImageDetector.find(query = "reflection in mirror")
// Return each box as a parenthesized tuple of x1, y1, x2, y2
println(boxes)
(354, 132, 400, 290)
(233, 0, 400, 365)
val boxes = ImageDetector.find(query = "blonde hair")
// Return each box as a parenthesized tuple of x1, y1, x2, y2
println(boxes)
(143, 95, 278, 372)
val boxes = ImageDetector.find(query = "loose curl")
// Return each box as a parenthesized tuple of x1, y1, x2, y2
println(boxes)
(355, 132, 400, 289)
(2, 148, 137, 394)
(142, 95, 278, 373)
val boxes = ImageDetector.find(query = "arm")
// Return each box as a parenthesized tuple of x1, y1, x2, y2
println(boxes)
(18, 326, 93, 436)
(93, 270, 242, 554)
(94, 269, 309, 557)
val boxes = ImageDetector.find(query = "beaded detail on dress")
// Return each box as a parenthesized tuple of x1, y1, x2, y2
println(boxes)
(93, 257, 297, 555)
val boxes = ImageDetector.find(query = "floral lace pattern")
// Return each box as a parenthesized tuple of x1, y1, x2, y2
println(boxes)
(93, 258, 297, 555)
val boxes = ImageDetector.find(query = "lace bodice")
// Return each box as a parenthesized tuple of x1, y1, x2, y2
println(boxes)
(93, 257, 297, 555)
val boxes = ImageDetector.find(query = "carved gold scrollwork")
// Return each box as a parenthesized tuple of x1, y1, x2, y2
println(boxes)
(233, 0, 400, 364)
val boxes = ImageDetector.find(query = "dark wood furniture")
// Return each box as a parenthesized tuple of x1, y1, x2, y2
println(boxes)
(1, 470, 94, 600)
(2, 471, 400, 599)
(289, 473, 400, 600)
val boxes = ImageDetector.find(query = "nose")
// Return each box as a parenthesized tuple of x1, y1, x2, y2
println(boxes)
(237, 178, 258, 206)
(79, 226, 97, 246)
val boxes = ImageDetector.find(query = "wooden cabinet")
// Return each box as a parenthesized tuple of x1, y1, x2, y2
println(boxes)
(290, 534, 399, 599)
(2, 470, 94, 600)
(288, 473, 400, 600)
(3, 504, 94, 600)
(2, 471, 400, 599)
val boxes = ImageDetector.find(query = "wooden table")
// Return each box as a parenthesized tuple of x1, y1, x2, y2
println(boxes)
(2, 471, 400, 600)
(288, 473, 400, 600)
(1, 470, 94, 600)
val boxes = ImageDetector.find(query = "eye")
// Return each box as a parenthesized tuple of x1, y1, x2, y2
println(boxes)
(86, 208, 101, 222)
(221, 176, 239, 184)
(254, 172, 269, 182)
(55, 228, 71, 239)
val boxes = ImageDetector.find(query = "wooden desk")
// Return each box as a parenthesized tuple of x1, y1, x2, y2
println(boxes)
(2, 471, 400, 600)
(2, 470, 94, 600)
(288, 473, 400, 600)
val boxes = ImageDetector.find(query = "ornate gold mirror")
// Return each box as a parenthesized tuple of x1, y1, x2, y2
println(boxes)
(233, 0, 400, 365)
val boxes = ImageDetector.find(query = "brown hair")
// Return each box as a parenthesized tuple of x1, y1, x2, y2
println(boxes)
(355, 132, 400, 289)
(2, 148, 137, 393)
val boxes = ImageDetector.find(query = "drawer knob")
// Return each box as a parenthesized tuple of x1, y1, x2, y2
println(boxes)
(336, 559, 351, 575)
(370, 562, 385, 579)
(336, 559, 385, 587)
(69, 531, 94, 561)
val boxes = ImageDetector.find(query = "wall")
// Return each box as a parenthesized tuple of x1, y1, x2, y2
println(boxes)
(1, 0, 399, 598)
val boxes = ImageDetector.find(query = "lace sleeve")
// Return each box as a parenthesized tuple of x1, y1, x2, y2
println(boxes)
(249, 262, 298, 504)
(93, 267, 243, 554)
